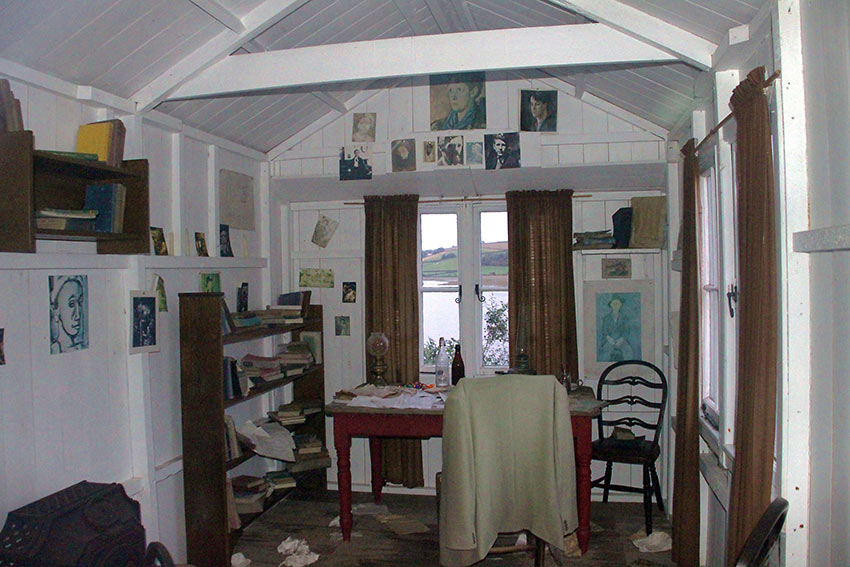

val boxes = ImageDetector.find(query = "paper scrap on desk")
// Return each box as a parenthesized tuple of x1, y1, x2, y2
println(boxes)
(346, 390, 443, 410)
(631, 531, 672, 553)
(237, 420, 295, 462)
(231, 552, 251, 567)
(278, 536, 319, 567)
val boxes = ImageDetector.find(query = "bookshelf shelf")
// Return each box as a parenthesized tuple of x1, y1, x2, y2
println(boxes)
(0, 130, 149, 254)
(179, 293, 326, 567)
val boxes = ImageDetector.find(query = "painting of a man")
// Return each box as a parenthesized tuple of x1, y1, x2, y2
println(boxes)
(430, 72, 486, 130)
(437, 135, 464, 166)
(484, 133, 520, 169)
(596, 293, 641, 362)
(391, 139, 416, 172)
(520, 90, 557, 132)
(49, 275, 89, 354)
(133, 297, 156, 347)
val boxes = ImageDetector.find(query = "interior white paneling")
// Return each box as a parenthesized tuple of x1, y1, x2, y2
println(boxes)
(181, 136, 211, 248)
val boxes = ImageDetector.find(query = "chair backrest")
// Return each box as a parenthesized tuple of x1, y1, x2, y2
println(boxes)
(734, 497, 789, 567)
(595, 360, 668, 446)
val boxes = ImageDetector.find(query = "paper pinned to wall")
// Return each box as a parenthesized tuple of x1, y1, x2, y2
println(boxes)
(311, 215, 339, 248)
(220, 169, 255, 230)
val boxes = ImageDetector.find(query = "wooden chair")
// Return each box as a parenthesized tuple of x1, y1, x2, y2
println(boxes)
(734, 497, 789, 566)
(591, 360, 667, 535)
(436, 472, 546, 566)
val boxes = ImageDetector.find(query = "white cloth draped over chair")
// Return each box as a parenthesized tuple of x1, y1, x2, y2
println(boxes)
(439, 374, 578, 567)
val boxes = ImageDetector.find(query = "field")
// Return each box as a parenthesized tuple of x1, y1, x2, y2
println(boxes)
(422, 242, 507, 284)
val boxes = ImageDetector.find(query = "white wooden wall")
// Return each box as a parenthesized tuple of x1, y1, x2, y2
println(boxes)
(271, 75, 665, 178)
(0, 74, 265, 564)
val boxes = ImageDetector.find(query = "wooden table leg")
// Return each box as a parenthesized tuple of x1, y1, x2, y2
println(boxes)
(369, 437, 383, 504)
(333, 422, 353, 541)
(572, 416, 592, 554)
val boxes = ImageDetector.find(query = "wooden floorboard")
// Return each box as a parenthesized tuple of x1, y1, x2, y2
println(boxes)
(233, 488, 676, 566)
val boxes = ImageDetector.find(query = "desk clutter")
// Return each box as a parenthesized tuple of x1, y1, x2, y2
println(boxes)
(333, 383, 448, 410)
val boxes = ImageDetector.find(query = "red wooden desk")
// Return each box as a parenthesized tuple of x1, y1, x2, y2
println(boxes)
(326, 397, 605, 554)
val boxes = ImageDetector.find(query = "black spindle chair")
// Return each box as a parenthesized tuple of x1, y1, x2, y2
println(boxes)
(591, 360, 667, 535)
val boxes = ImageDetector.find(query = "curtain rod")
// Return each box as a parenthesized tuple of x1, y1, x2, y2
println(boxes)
(343, 194, 594, 205)
(695, 69, 780, 152)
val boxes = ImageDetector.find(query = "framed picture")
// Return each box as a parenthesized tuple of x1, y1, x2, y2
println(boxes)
(200, 271, 221, 292)
(335, 316, 350, 336)
(195, 232, 209, 256)
(582, 279, 654, 377)
(430, 72, 486, 130)
(342, 282, 356, 303)
(601, 258, 632, 279)
(519, 89, 558, 132)
(130, 291, 159, 354)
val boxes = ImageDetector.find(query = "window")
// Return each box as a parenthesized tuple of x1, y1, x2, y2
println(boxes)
(697, 141, 739, 454)
(420, 203, 509, 375)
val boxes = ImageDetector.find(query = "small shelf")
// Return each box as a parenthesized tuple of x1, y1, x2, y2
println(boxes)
(32, 150, 142, 179)
(36, 229, 139, 242)
(574, 247, 662, 254)
(223, 318, 321, 345)
(224, 365, 323, 408)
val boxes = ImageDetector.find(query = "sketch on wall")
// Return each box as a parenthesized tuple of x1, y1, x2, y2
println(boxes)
(582, 279, 654, 376)
(220, 169, 255, 230)
(130, 291, 159, 354)
(49, 275, 89, 354)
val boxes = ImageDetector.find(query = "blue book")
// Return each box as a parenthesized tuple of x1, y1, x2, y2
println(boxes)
(84, 183, 126, 232)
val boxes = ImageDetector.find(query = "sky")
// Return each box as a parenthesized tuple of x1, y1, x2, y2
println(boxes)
(421, 211, 507, 250)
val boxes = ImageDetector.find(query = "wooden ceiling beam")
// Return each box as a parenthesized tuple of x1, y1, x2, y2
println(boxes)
(188, 0, 245, 33)
(133, 0, 312, 112)
(167, 23, 677, 101)
(544, 0, 715, 70)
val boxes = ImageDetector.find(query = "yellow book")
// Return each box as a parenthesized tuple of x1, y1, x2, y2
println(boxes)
(75, 122, 113, 162)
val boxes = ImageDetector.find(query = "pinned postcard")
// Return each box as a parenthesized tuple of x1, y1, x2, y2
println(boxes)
(299, 268, 334, 288)
(311, 215, 339, 248)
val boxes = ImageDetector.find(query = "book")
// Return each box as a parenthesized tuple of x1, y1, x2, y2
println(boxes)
(232, 490, 266, 515)
(84, 183, 127, 233)
(288, 450, 331, 473)
(241, 353, 281, 369)
(39, 150, 99, 161)
(230, 474, 267, 492)
(232, 314, 262, 328)
(296, 445, 323, 456)
(36, 208, 98, 219)
(75, 119, 125, 166)
(277, 290, 311, 317)
(225, 478, 241, 530)
(265, 470, 297, 490)
(35, 217, 96, 231)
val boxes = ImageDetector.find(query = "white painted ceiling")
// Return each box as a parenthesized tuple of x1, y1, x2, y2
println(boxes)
(0, 0, 766, 155)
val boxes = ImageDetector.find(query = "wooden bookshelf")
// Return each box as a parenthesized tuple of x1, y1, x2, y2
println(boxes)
(179, 293, 326, 567)
(0, 130, 149, 254)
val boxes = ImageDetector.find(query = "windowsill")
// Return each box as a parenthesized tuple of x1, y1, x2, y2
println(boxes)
(699, 415, 735, 471)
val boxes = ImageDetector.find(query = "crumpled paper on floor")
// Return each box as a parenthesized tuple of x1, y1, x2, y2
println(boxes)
(231, 552, 251, 567)
(352, 502, 389, 515)
(277, 537, 319, 567)
(631, 530, 672, 553)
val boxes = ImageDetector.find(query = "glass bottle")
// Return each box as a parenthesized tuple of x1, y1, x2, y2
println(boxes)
(451, 343, 465, 385)
(435, 337, 450, 387)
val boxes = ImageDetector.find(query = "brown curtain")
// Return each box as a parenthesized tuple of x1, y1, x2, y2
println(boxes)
(364, 194, 423, 488)
(671, 139, 701, 566)
(725, 67, 779, 566)
(505, 190, 578, 377)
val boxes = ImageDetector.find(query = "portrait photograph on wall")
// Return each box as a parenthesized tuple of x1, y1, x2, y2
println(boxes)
(519, 89, 558, 132)
(601, 258, 632, 279)
(437, 135, 464, 166)
(582, 279, 654, 377)
(423, 140, 436, 163)
(49, 275, 89, 355)
(391, 138, 416, 172)
(430, 72, 486, 130)
(352, 112, 376, 142)
(130, 291, 159, 354)
(339, 145, 373, 180)
(484, 132, 520, 170)
(466, 141, 484, 165)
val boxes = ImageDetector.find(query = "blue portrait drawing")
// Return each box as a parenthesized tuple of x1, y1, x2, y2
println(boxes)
(49, 275, 89, 354)
(595, 291, 641, 362)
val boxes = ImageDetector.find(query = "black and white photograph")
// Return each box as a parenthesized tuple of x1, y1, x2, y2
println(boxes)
(520, 89, 558, 132)
(195, 231, 209, 256)
(352, 112, 376, 142)
(466, 141, 484, 165)
(49, 275, 89, 355)
(219, 224, 234, 257)
(437, 135, 464, 166)
(391, 139, 416, 172)
(342, 282, 356, 303)
(339, 145, 373, 180)
(423, 140, 436, 163)
(484, 132, 521, 170)
(130, 291, 159, 354)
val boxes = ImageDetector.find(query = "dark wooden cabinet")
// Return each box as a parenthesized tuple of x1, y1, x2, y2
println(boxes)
(179, 293, 326, 567)
(0, 130, 149, 254)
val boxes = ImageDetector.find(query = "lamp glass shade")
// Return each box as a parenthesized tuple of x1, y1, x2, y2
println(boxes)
(366, 332, 389, 357)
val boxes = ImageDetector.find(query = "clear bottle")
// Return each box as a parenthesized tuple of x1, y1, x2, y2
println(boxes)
(451, 343, 465, 385)
(435, 337, 450, 387)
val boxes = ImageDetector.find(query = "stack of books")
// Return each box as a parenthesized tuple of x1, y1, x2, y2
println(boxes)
(75, 119, 126, 167)
(267, 399, 322, 427)
(35, 208, 97, 231)
(231, 312, 263, 328)
(293, 432, 323, 458)
(273, 290, 312, 319)
(223, 415, 242, 461)
(288, 448, 331, 474)
(276, 341, 315, 376)
(0, 79, 23, 132)
(265, 470, 297, 491)
(573, 230, 615, 249)
(239, 353, 283, 386)
(223, 357, 250, 400)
